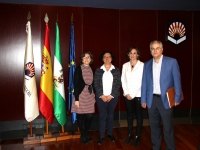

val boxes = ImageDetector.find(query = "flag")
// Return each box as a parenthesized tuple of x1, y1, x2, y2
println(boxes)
(68, 23, 76, 123)
(53, 23, 67, 126)
(39, 23, 54, 124)
(24, 21, 39, 122)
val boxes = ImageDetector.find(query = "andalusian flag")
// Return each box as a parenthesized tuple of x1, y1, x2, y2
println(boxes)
(53, 23, 67, 126)
(39, 23, 54, 124)
(24, 21, 39, 122)
(68, 23, 76, 123)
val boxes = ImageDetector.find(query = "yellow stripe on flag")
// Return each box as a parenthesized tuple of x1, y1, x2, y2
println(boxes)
(40, 46, 53, 104)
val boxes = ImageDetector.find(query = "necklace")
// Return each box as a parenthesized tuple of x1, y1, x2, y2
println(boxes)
(131, 60, 137, 69)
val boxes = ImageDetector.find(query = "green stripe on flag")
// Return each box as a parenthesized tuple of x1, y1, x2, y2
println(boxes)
(53, 22, 67, 126)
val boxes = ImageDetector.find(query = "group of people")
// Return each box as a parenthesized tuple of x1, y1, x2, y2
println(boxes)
(71, 40, 182, 150)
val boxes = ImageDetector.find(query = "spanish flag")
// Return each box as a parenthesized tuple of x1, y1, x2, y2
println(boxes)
(39, 23, 54, 124)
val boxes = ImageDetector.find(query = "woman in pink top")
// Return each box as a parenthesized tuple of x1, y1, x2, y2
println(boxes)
(71, 51, 95, 144)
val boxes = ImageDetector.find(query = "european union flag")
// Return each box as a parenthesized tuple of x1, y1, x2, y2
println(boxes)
(68, 24, 76, 124)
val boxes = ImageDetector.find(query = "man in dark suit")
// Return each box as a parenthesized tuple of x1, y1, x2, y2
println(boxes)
(141, 40, 182, 150)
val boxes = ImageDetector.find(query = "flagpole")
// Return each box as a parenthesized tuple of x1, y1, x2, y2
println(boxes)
(23, 11, 40, 146)
(46, 120, 49, 135)
(53, 18, 72, 141)
(61, 126, 64, 133)
(27, 11, 33, 138)
(44, 13, 50, 137)
(28, 10, 33, 138)
(69, 13, 80, 139)
(30, 122, 33, 137)
(71, 13, 73, 24)
(40, 13, 56, 143)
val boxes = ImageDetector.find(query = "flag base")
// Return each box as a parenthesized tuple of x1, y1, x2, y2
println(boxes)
(40, 132, 56, 143)
(43, 132, 53, 138)
(56, 132, 72, 141)
(73, 131, 81, 139)
(23, 134, 40, 147)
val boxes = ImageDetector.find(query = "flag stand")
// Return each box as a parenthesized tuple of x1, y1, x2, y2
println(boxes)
(23, 122, 40, 147)
(56, 126, 72, 141)
(40, 120, 56, 143)
(73, 126, 81, 139)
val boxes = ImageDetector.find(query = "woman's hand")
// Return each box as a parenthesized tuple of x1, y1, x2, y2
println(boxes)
(106, 95, 112, 102)
(101, 95, 112, 102)
(75, 101, 79, 108)
(126, 94, 133, 100)
(101, 95, 107, 102)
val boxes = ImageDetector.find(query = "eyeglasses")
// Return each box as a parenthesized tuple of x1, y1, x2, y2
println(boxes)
(150, 47, 161, 51)
(83, 56, 91, 59)
(103, 56, 111, 59)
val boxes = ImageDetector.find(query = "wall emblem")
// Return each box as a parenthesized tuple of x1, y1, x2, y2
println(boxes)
(167, 21, 186, 45)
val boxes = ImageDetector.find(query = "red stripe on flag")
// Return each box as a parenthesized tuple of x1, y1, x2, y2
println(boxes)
(44, 24, 50, 53)
(39, 89, 54, 124)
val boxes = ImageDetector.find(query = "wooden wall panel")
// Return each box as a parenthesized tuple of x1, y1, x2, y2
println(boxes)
(0, 4, 41, 121)
(82, 7, 120, 68)
(0, 3, 199, 121)
(157, 11, 193, 109)
(119, 10, 158, 111)
(193, 11, 200, 109)
(82, 7, 120, 112)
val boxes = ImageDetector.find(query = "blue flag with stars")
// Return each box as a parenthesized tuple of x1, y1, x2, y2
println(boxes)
(68, 23, 76, 124)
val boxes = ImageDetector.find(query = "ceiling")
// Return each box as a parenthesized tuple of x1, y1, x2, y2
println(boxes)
(0, 0, 200, 10)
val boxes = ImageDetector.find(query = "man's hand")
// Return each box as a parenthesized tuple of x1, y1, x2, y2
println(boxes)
(175, 102, 180, 107)
(141, 103, 146, 109)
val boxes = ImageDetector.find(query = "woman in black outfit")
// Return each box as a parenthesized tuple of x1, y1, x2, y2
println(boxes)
(94, 51, 121, 145)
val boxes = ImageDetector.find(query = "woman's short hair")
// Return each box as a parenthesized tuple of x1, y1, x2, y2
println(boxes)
(126, 46, 141, 60)
(99, 51, 115, 63)
(80, 51, 94, 65)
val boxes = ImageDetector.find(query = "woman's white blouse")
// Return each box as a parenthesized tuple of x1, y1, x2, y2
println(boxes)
(121, 60, 144, 98)
(101, 64, 115, 96)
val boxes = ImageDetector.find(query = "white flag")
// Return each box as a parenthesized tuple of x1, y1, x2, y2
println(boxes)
(24, 21, 39, 122)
